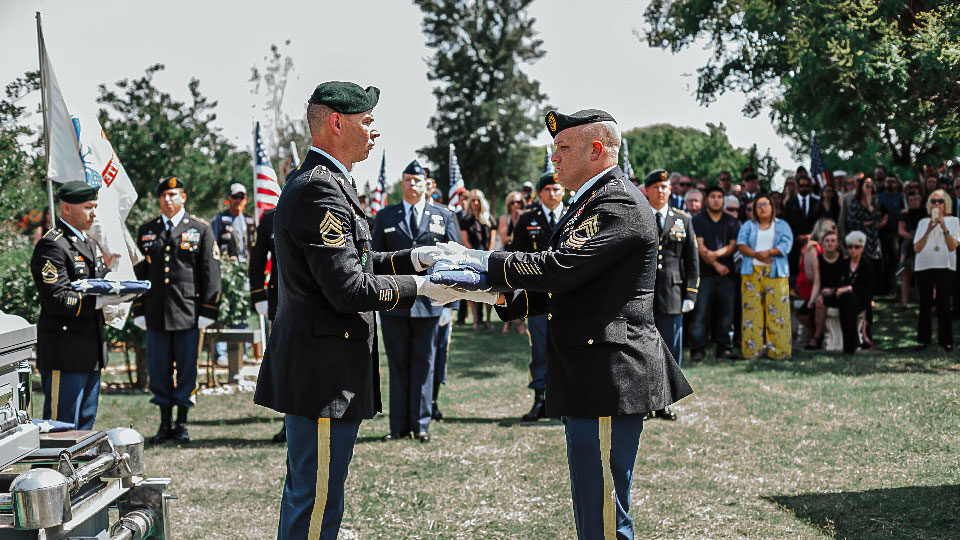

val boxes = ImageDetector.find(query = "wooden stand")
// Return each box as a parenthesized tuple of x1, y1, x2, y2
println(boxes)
(200, 328, 260, 387)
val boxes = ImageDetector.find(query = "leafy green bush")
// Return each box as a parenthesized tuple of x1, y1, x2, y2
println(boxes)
(216, 257, 250, 329)
(0, 230, 40, 323)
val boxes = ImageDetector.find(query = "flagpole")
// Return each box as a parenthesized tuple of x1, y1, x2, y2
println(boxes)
(37, 12, 55, 230)
(250, 121, 269, 349)
(289, 140, 300, 169)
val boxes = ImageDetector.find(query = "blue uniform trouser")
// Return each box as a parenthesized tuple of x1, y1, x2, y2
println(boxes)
(433, 320, 451, 386)
(380, 315, 439, 435)
(146, 328, 200, 408)
(526, 315, 547, 391)
(564, 415, 645, 540)
(689, 275, 736, 352)
(279, 414, 360, 540)
(655, 313, 683, 367)
(40, 370, 100, 430)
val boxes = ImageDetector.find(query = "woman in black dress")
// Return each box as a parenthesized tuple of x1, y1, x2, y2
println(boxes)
(836, 231, 876, 354)
(459, 189, 498, 329)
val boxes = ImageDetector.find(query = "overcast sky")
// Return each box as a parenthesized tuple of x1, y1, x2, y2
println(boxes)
(1, 0, 801, 192)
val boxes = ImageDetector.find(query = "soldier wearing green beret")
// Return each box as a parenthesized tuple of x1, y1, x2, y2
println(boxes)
(29, 181, 115, 430)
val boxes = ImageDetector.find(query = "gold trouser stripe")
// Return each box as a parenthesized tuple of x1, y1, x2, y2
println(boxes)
(190, 330, 205, 403)
(307, 418, 332, 539)
(50, 370, 61, 420)
(599, 416, 616, 540)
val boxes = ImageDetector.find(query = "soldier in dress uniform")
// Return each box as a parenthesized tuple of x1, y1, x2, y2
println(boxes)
(644, 169, 699, 421)
(252, 81, 462, 540)
(211, 183, 257, 262)
(30, 181, 117, 430)
(510, 171, 564, 421)
(431, 109, 693, 540)
(132, 176, 222, 444)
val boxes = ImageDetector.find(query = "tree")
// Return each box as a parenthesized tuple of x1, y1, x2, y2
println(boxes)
(414, 0, 549, 202)
(249, 41, 308, 180)
(0, 71, 47, 233)
(622, 123, 780, 189)
(643, 0, 960, 176)
(96, 64, 250, 228)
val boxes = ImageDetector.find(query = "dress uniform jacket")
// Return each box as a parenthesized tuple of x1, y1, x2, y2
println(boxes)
(132, 214, 221, 331)
(654, 208, 699, 315)
(490, 166, 693, 417)
(211, 210, 256, 260)
(253, 150, 421, 420)
(248, 209, 278, 320)
(30, 220, 109, 372)
(371, 201, 460, 317)
(512, 205, 557, 253)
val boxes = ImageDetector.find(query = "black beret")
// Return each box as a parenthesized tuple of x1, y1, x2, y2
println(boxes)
(156, 176, 184, 196)
(545, 109, 616, 138)
(57, 181, 98, 204)
(644, 169, 669, 188)
(403, 160, 426, 176)
(536, 172, 559, 192)
(308, 81, 380, 114)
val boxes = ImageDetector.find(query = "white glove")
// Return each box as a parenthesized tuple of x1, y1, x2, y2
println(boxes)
(411, 245, 444, 272)
(133, 316, 146, 330)
(413, 275, 463, 305)
(455, 289, 501, 305)
(197, 316, 215, 329)
(438, 307, 452, 326)
(682, 299, 695, 313)
(254, 301, 269, 315)
(95, 292, 138, 308)
(434, 242, 491, 271)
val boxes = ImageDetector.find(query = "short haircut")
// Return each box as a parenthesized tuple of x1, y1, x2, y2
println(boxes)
(306, 103, 335, 134)
(724, 195, 740, 208)
(704, 186, 725, 198)
(684, 189, 701, 202)
(927, 188, 952, 215)
(743, 172, 758, 182)
(844, 230, 867, 246)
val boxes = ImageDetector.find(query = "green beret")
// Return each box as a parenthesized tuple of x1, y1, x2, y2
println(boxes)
(644, 169, 669, 188)
(308, 81, 380, 114)
(545, 109, 616, 138)
(536, 172, 559, 192)
(157, 176, 184, 196)
(57, 181, 98, 204)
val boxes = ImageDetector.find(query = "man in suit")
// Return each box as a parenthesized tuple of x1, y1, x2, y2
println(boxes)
(739, 171, 762, 221)
(431, 109, 692, 540)
(783, 175, 821, 278)
(372, 159, 461, 442)
(645, 169, 699, 421)
(668, 172, 686, 210)
(510, 171, 564, 421)
(30, 181, 120, 430)
(252, 81, 465, 540)
(133, 176, 222, 444)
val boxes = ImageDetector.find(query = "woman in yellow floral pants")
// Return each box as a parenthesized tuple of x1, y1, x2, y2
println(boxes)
(736, 194, 794, 359)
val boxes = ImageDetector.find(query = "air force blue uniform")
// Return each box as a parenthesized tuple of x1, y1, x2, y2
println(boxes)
(372, 199, 460, 436)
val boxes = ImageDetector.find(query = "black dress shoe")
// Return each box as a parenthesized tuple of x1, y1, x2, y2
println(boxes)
(717, 349, 738, 360)
(170, 424, 190, 443)
(944, 344, 953, 352)
(655, 408, 677, 421)
(431, 401, 443, 421)
(690, 350, 705, 362)
(522, 390, 546, 421)
(414, 432, 430, 443)
(382, 432, 411, 441)
(149, 425, 171, 445)
(272, 425, 287, 443)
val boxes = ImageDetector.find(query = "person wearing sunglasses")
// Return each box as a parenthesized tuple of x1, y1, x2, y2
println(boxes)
(211, 183, 256, 262)
(836, 231, 876, 354)
(912, 189, 960, 351)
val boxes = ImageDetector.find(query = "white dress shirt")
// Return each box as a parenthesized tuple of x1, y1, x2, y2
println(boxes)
(569, 166, 616, 206)
(309, 146, 352, 180)
(541, 203, 564, 226)
(402, 198, 426, 230)
(163, 208, 186, 230)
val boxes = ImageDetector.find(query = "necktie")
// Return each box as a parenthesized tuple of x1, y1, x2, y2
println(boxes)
(409, 207, 418, 235)
(803, 196, 808, 216)
(656, 212, 664, 236)
(548, 211, 556, 229)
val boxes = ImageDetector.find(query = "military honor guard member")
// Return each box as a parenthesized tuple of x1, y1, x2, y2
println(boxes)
(30, 181, 117, 430)
(132, 176, 222, 444)
(510, 171, 564, 421)
(644, 169, 699, 421)
(372, 159, 461, 442)
(211, 183, 257, 262)
(252, 81, 463, 540)
(430, 109, 692, 540)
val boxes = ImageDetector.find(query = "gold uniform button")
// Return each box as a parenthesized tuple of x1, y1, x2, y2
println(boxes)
(164, 278, 170, 284)
(344, 332, 350, 339)
(658, 255, 663, 260)
(547, 313, 552, 320)
(165, 256, 170, 262)
(587, 339, 594, 345)
(658, 264, 663, 269)
(658, 245, 662, 251)
(164, 267, 169, 273)
(547, 292, 552, 298)
(62, 326, 67, 331)
(165, 246, 170, 252)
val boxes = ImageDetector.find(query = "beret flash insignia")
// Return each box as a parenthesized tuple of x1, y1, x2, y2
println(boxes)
(660, 170, 668, 181)
(168, 177, 177, 188)
(318, 210, 347, 248)
(563, 214, 600, 249)
(546, 112, 557, 133)
(41, 260, 58, 284)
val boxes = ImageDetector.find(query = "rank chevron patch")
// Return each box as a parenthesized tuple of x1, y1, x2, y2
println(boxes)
(563, 214, 599, 249)
(318, 210, 347, 247)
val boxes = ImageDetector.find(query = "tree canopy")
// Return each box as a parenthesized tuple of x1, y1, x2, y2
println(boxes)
(414, 0, 549, 201)
(643, 0, 960, 175)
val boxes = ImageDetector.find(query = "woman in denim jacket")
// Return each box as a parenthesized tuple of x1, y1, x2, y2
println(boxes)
(737, 194, 795, 359)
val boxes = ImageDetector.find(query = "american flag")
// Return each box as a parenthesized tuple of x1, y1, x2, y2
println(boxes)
(620, 139, 635, 179)
(543, 145, 555, 173)
(370, 151, 388, 214)
(253, 122, 282, 223)
(448, 143, 466, 207)
(810, 133, 830, 189)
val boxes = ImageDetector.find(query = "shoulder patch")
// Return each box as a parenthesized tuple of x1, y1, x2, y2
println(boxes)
(189, 214, 209, 225)
(674, 208, 689, 217)
(41, 259, 58, 283)
(318, 210, 348, 247)
(563, 215, 600, 250)
(42, 228, 63, 240)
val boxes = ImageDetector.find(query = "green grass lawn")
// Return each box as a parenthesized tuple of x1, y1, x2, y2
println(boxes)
(91, 299, 960, 539)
